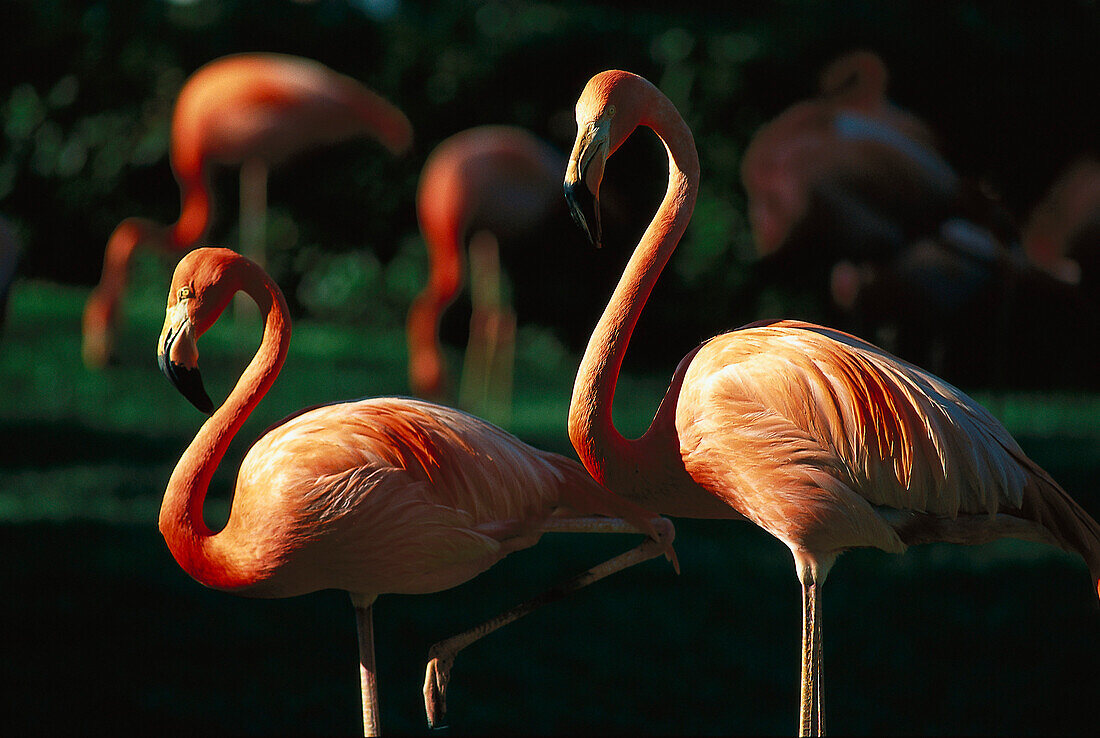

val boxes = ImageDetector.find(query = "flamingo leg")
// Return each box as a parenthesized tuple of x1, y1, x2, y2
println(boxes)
(459, 231, 513, 426)
(423, 518, 674, 729)
(798, 579, 825, 737)
(236, 157, 268, 325)
(353, 601, 382, 737)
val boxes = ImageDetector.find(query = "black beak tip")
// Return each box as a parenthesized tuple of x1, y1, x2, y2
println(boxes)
(159, 354, 215, 416)
(563, 179, 602, 248)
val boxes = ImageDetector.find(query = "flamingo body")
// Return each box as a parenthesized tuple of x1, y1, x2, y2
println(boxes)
(674, 320, 1097, 565)
(410, 126, 563, 409)
(563, 69, 1100, 735)
(84, 53, 411, 368)
(171, 54, 411, 176)
(175, 395, 656, 600)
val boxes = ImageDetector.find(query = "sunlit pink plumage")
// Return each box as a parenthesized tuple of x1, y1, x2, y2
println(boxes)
(83, 52, 412, 368)
(410, 125, 563, 422)
(156, 247, 673, 735)
(563, 69, 1100, 736)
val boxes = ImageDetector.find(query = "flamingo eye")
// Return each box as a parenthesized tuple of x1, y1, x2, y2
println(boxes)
(178, 286, 193, 301)
(607, 104, 616, 118)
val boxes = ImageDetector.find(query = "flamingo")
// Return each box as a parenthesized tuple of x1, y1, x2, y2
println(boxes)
(409, 125, 564, 424)
(740, 50, 959, 261)
(562, 69, 1100, 736)
(156, 246, 676, 735)
(84, 52, 412, 368)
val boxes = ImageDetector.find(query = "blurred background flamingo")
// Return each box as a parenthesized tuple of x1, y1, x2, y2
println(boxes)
(741, 50, 1099, 387)
(410, 125, 564, 425)
(157, 247, 674, 735)
(82, 52, 413, 369)
(741, 50, 960, 262)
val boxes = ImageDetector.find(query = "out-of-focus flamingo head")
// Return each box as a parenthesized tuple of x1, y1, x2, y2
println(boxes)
(157, 248, 245, 415)
(83, 218, 172, 369)
(740, 103, 831, 256)
(564, 69, 656, 248)
(818, 50, 888, 111)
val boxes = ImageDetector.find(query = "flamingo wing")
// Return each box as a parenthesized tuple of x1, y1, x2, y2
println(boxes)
(227, 397, 656, 598)
(674, 319, 1055, 557)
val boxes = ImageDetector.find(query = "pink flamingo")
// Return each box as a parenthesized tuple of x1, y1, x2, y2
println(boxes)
(409, 125, 563, 423)
(84, 52, 412, 368)
(563, 69, 1100, 736)
(156, 247, 676, 735)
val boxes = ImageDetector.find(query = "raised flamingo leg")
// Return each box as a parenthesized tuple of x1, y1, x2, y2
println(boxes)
(423, 517, 675, 729)
(799, 578, 825, 737)
(353, 600, 382, 737)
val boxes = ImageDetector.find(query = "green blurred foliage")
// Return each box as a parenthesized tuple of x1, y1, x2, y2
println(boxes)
(1, 0, 1098, 373)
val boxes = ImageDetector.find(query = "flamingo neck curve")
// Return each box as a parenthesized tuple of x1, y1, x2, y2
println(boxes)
(171, 169, 214, 250)
(408, 170, 468, 399)
(86, 170, 212, 341)
(159, 260, 290, 592)
(568, 83, 700, 495)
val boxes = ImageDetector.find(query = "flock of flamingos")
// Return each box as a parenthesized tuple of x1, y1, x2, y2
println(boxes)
(9, 49, 1096, 735)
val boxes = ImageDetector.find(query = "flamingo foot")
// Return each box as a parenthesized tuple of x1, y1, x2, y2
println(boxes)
(423, 648, 455, 729)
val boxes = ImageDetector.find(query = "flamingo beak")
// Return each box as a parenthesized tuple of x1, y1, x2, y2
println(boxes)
(158, 299, 214, 416)
(564, 119, 609, 248)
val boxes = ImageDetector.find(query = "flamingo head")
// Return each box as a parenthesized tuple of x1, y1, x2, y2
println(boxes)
(157, 247, 244, 415)
(565, 70, 655, 248)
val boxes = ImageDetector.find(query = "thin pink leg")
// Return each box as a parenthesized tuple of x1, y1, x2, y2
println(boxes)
(354, 603, 382, 736)
(423, 517, 675, 728)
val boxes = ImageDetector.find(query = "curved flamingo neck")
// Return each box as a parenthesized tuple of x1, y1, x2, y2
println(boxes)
(88, 173, 211, 329)
(569, 84, 699, 491)
(91, 218, 168, 314)
(159, 260, 290, 592)
(171, 173, 213, 250)
(409, 179, 467, 398)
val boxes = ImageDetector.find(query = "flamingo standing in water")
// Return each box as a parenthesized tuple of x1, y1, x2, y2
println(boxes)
(562, 69, 1100, 736)
(84, 52, 412, 368)
(410, 125, 563, 424)
(156, 247, 676, 735)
